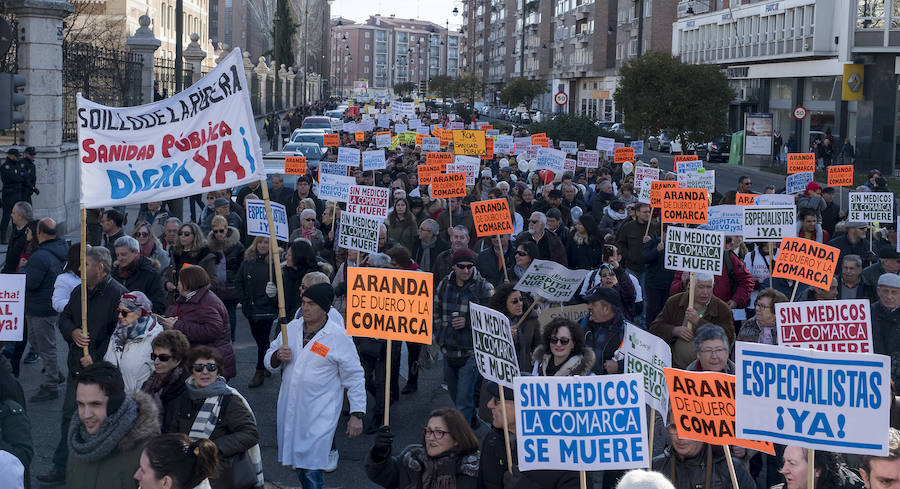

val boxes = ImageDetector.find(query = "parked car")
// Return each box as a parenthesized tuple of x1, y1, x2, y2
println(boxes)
(648, 132, 673, 152)
(594, 121, 615, 131)
(669, 133, 696, 155)
(263, 142, 326, 187)
(696, 134, 731, 162)
(291, 132, 325, 146)
(610, 123, 633, 144)
(300, 116, 335, 132)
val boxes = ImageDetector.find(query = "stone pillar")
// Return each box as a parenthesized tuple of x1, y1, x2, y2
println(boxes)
(7, 0, 74, 148)
(288, 68, 296, 108)
(126, 15, 161, 105)
(278, 64, 288, 111)
(216, 43, 230, 65)
(182, 33, 207, 85)
(255, 57, 269, 113)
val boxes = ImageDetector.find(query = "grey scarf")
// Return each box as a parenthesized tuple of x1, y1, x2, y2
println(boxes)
(185, 376, 232, 400)
(68, 394, 138, 463)
(419, 236, 437, 272)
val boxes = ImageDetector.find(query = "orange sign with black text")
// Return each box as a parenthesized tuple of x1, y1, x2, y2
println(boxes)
(650, 181, 678, 208)
(827, 165, 854, 187)
(614, 147, 634, 163)
(661, 188, 709, 224)
(735, 193, 756, 206)
(284, 156, 307, 175)
(471, 198, 514, 237)
(323, 134, 339, 146)
(431, 173, 468, 199)
(346, 267, 433, 344)
(787, 153, 815, 174)
(772, 237, 840, 289)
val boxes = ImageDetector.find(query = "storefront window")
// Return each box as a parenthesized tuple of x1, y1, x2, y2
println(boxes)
(857, 0, 885, 28)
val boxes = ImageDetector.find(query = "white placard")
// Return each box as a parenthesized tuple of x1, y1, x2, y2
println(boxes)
(346, 185, 389, 219)
(623, 323, 671, 417)
(0, 274, 25, 341)
(470, 303, 519, 389)
(337, 147, 361, 166)
(742, 205, 797, 242)
(849, 192, 894, 222)
(664, 226, 725, 275)
(337, 212, 381, 253)
(245, 199, 288, 241)
(361, 150, 386, 171)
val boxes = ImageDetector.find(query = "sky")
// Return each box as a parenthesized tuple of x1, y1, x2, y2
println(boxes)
(330, 0, 464, 30)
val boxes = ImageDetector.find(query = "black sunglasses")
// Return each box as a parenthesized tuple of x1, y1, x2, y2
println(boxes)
(179, 231, 193, 237)
(515, 251, 529, 257)
(455, 263, 474, 269)
(117, 310, 131, 317)
(150, 353, 172, 362)
(550, 337, 571, 345)
(213, 229, 226, 234)
(135, 232, 149, 238)
(192, 363, 218, 373)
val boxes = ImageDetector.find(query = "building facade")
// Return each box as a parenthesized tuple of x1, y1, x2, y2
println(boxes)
(673, 0, 900, 173)
(331, 15, 461, 98)
(459, 0, 676, 118)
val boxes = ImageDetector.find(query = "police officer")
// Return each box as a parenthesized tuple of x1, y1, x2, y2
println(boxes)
(0, 148, 33, 243)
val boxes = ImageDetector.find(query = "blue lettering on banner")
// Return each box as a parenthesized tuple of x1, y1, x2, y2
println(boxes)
(514, 374, 649, 471)
(245, 199, 288, 241)
(735, 342, 890, 455)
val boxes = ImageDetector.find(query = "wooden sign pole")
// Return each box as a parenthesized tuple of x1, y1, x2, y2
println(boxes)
(384, 339, 392, 426)
(80, 209, 89, 358)
(259, 179, 289, 346)
(498, 387, 513, 473)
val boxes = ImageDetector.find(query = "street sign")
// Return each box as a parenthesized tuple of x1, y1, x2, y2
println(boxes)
(793, 105, 807, 120)
(554, 91, 568, 106)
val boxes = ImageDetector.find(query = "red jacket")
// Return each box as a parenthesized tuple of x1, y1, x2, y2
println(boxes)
(167, 285, 236, 379)
(669, 252, 755, 308)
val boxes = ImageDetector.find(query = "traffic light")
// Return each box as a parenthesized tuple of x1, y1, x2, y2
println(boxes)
(0, 72, 25, 131)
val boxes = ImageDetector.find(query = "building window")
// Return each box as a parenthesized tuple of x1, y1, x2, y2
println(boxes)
(857, 0, 885, 28)
(365, 31, 371, 38)
(365, 55, 369, 61)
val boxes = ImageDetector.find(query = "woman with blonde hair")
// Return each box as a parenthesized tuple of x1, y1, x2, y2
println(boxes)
(236, 236, 277, 388)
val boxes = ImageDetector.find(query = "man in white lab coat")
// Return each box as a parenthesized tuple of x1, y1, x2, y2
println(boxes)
(265, 283, 366, 489)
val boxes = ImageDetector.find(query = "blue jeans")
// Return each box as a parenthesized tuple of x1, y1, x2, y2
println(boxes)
(443, 355, 479, 422)
(295, 468, 324, 489)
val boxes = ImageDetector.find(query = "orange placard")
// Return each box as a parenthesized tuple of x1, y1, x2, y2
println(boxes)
(346, 267, 433, 344)
(661, 188, 709, 224)
(482, 138, 494, 160)
(432, 126, 443, 138)
(284, 156, 307, 175)
(614, 147, 635, 163)
(673, 155, 699, 172)
(664, 369, 775, 454)
(531, 136, 550, 148)
(787, 153, 815, 173)
(650, 181, 678, 207)
(430, 172, 468, 199)
(310, 341, 330, 358)
(470, 198, 514, 237)
(426, 152, 453, 165)
(481, 124, 493, 130)
(417, 163, 446, 185)
(355, 131, 366, 142)
(323, 134, 340, 146)
(828, 165, 854, 186)
(772, 237, 839, 289)
(415, 134, 425, 146)
(735, 193, 757, 205)
(531, 132, 547, 140)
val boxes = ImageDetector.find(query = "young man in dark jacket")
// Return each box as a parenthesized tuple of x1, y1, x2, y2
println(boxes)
(23, 218, 68, 402)
(111, 236, 167, 314)
(580, 287, 626, 375)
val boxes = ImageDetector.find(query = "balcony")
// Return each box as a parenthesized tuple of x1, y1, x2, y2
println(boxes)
(673, 0, 835, 66)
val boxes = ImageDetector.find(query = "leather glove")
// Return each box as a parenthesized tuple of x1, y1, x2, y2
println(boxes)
(371, 425, 394, 461)
(265, 282, 277, 298)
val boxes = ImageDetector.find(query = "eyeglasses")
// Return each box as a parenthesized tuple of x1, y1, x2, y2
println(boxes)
(515, 251, 529, 257)
(118, 309, 132, 317)
(754, 302, 773, 311)
(550, 337, 571, 345)
(529, 220, 540, 224)
(150, 353, 172, 362)
(454, 263, 474, 269)
(135, 232, 149, 238)
(699, 348, 727, 356)
(213, 229, 226, 234)
(192, 363, 218, 373)
(423, 428, 448, 440)
(303, 218, 315, 222)
(179, 231, 193, 237)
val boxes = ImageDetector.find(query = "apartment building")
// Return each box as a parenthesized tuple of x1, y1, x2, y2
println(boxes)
(331, 16, 461, 98)
(673, 0, 900, 173)
(459, 0, 676, 118)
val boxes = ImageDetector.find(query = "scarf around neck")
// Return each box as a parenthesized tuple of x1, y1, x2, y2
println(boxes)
(185, 376, 232, 400)
(114, 316, 155, 349)
(68, 394, 138, 463)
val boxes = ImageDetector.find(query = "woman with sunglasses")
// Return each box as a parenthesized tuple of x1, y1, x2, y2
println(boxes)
(366, 407, 479, 489)
(132, 221, 169, 271)
(99, 291, 162, 392)
(531, 318, 595, 376)
(164, 345, 261, 489)
(510, 241, 539, 281)
(488, 284, 540, 373)
(289, 209, 325, 251)
(165, 222, 221, 301)
(207, 215, 244, 341)
(141, 329, 191, 423)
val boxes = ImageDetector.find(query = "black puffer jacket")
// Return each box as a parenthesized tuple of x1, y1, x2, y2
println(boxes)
(58, 274, 128, 378)
(873, 300, 900, 380)
(235, 247, 277, 321)
(23, 237, 67, 316)
(112, 255, 167, 314)
(366, 444, 479, 489)
(478, 429, 579, 489)
(207, 227, 244, 303)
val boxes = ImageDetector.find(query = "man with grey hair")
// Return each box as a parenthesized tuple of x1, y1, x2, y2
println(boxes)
(862, 245, 900, 302)
(616, 469, 675, 489)
(162, 216, 182, 250)
(688, 323, 733, 373)
(411, 218, 448, 273)
(515, 211, 566, 265)
(111, 236, 167, 314)
(873, 273, 900, 381)
(839, 254, 867, 299)
(432, 225, 471, 288)
(2, 201, 33, 274)
(650, 272, 734, 369)
(40, 245, 127, 484)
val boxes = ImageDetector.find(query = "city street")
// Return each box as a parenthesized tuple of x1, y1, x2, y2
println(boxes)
(19, 309, 457, 489)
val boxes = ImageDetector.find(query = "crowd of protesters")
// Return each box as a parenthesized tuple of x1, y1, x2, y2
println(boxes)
(1, 100, 900, 489)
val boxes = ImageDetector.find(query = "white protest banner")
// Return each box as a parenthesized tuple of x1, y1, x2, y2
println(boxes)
(742, 206, 796, 242)
(495, 135, 513, 155)
(754, 194, 795, 206)
(450, 121, 464, 130)
(417, 126, 431, 135)
(338, 212, 380, 253)
(361, 150, 386, 171)
(318, 174, 355, 202)
(422, 137, 440, 152)
(535, 147, 565, 172)
(633, 167, 659, 193)
(395, 123, 408, 134)
(677, 169, 715, 193)
(512, 137, 530, 154)
(705, 205, 744, 234)
(849, 192, 894, 222)
(623, 323, 671, 416)
(614, 142, 625, 149)
(515, 374, 649, 471)
(0, 274, 25, 341)
(245, 199, 288, 241)
(470, 303, 519, 389)
(78, 48, 265, 208)
(563, 158, 576, 173)
(577, 150, 599, 168)
(525, 145, 540, 161)
(337, 147, 361, 166)
(735, 342, 890, 455)
(559, 141, 578, 155)
(346, 185, 389, 218)
(319, 161, 348, 176)
(675, 160, 703, 174)
(514, 259, 590, 303)
(486, 129, 500, 137)
(448, 156, 480, 186)
(375, 132, 391, 148)
(664, 226, 724, 275)
(596, 136, 615, 153)
(785, 172, 813, 194)
(430, 113, 439, 120)
(638, 179, 653, 205)
(376, 116, 390, 128)
(776, 299, 873, 353)
(537, 303, 590, 328)
(630, 140, 644, 155)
